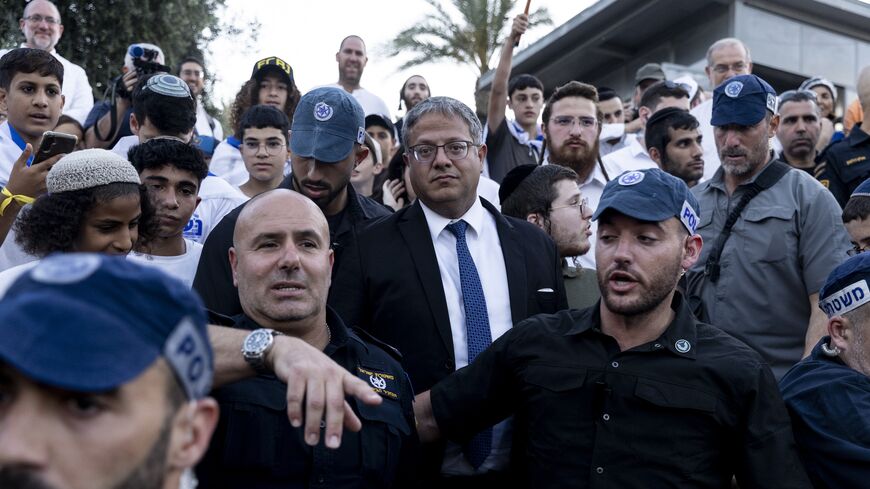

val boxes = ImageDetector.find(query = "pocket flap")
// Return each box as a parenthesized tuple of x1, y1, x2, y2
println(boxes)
(743, 206, 794, 222)
(634, 379, 716, 412)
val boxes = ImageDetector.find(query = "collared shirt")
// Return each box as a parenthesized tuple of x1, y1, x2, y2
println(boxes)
(815, 127, 870, 207)
(419, 197, 513, 475)
(780, 337, 870, 489)
(601, 134, 657, 176)
(197, 308, 416, 488)
(431, 294, 812, 489)
(690, 98, 721, 183)
(0, 47, 94, 124)
(543, 156, 608, 269)
(686, 160, 851, 379)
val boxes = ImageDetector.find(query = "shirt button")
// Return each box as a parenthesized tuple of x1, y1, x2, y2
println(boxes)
(596, 467, 604, 474)
(611, 361, 619, 368)
(654, 343, 662, 348)
(602, 413, 610, 421)
(320, 420, 325, 429)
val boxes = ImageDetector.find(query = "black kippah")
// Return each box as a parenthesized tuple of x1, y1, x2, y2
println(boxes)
(499, 164, 539, 203)
(645, 107, 689, 130)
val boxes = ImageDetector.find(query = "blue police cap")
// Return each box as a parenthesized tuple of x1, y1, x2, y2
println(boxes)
(818, 253, 870, 318)
(592, 168, 701, 235)
(711, 74, 777, 127)
(851, 178, 870, 197)
(0, 254, 213, 399)
(291, 87, 366, 163)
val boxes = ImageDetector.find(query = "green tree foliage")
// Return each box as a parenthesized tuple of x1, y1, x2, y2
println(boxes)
(385, 0, 551, 114)
(0, 0, 257, 116)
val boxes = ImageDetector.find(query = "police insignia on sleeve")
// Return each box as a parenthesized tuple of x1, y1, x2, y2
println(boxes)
(357, 366, 399, 400)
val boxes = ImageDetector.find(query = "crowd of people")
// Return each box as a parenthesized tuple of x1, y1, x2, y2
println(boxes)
(0, 1, 868, 488)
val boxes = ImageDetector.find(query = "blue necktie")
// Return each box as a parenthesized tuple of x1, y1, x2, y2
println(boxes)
(446, 219, 492, 469)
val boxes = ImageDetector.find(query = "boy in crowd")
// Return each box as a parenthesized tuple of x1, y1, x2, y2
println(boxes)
(842, 179, 870, 255)
(127, 138, 208, 287)
(237, 105, 291, 198)
(645, 107, 705, 187)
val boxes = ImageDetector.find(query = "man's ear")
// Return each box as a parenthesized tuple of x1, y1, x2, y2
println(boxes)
(130, 113, 140, 135)
(828, 315, 851, 352)
(526, 212, 545, 230)
(767, 114, 780, 138)
(648, 147, 663, 167)
(680, 233, 703, 270)
(228, 247, 239, 288)
(166, 399, 219, 473)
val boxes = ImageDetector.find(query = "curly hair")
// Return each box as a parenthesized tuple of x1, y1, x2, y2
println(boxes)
(14, 183, 158, 257)
(230, 78, 301, 138)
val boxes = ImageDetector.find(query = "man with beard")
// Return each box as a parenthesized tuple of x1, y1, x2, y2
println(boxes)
(323, 35, 390, 117)
(686, 74, 850, 380)
(0, 0, 93, 124)
(412, 168, 811, 488)
(395, 74, 430, 141)
(197, 189, 416, 488)
(0, 254, 219, 489)
(645, 107, 705, 187)
(194, 87, 390, 317)
(329, 96, 565, 487)
(775, 90, 822, 175)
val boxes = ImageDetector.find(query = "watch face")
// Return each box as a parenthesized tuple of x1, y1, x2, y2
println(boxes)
(244, 330, 271, 353)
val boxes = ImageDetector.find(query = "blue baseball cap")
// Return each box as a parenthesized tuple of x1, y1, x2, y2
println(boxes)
(851, 178, 870, 197)
(711, 74, 778, 127)
(0, 254, 213, 399)
(592, 168, 701, 235)
(291, 87, 366, 163)
(818, 253, 870, 318)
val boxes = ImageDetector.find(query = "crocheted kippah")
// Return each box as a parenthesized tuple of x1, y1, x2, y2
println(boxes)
(46, 149, 141, 194)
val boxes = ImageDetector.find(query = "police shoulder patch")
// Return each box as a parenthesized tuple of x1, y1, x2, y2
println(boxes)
(357, 365, 399, 400)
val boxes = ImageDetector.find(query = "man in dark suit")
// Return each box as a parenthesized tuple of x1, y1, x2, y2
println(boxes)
(329, 96, 567, 487)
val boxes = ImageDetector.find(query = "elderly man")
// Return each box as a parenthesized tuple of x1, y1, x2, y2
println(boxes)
(0, 0, 93, 123)
(780, 253, 870, 489)
(690, 37, 753, 181)
(330, 96, 565, 486)
(686, 74, 851, 379)
(197, 189, 415, 488)
(0, 254, 219, 489)
(414, 168, 812, 488)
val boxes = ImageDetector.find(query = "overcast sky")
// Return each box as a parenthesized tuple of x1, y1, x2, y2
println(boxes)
(207, 0, 595, 117)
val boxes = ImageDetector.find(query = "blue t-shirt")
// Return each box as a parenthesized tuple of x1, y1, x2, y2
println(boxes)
(83, 101, 133, 147)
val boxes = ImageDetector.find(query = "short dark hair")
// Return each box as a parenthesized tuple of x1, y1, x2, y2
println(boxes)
(0, 48, 63, 91)
(127, 138, 209, 184)
(132, 74, 197, 136)
(15, 183, 153, 256)
(176, 56, 205, 77)
(239, 104, 290, 145)
(597, 87, 619, 103)
(508, 74, 544, 98)
(639, 80, 689, 111)
(501, 165, 580, 219)
(542, 81, 600, 125)
(843, 196, 870, 223)
(55, 114, 83, 133)
(645, 108, 699, 156)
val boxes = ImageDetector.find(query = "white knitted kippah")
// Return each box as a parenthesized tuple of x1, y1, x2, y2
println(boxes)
(46, 149, 141, 194)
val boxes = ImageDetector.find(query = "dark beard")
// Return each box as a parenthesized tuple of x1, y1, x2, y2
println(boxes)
(596, 250, 683, 317)
(547, 139, 600, 178)
(0, 413, 172, 489)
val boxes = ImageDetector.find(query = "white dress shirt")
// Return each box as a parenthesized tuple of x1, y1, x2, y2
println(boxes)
(420, 197, 512, 475)
(601, 135, 658, 176)
(690, 99, 721, 182)
(0, 47, 94, 124)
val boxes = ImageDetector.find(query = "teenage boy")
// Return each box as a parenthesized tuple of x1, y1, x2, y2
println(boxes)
(127, 138, 209, 287)
(485, 14, 545, 183)
(237, 105, 290, 198)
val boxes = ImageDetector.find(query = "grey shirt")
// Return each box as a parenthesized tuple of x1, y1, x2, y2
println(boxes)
(686, 159, 850, 379)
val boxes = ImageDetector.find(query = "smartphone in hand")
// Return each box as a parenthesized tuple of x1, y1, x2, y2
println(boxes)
(32, 131, 78, 165)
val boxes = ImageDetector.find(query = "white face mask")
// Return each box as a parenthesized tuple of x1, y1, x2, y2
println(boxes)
(599, 123, 625, 141)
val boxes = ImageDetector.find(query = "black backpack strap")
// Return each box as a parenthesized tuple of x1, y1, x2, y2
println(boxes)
(704, 160, 791, 283)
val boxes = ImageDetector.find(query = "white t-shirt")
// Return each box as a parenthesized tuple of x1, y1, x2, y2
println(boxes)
(183, 175, 248, 244)
(209, 140, 248, 187)
(0, 47, 94, 124)
(320, 83, 391, 118)
(127, 238, 202, 288)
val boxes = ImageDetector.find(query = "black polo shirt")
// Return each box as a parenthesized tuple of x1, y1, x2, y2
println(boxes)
(197, 307, 417, 488)
(430, 294, 811, 489)
(815, 127, 870, 207)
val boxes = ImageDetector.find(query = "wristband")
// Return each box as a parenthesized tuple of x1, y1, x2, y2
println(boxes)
(0, 187, 35, 216)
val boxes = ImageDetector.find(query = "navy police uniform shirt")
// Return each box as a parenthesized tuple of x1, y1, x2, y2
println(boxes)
(780, 337, 870, 489)
(430, 294, 812, 489)
(196, 307, 417, 488)
(815, 127, 870, 207)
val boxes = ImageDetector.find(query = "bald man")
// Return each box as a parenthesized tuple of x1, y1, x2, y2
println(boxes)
(0, 0, 93, 123)
(197, 189, 416, 488)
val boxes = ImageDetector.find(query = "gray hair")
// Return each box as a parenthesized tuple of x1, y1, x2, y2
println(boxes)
(705, 38, 751, 67)
(401, 96, 483, 148)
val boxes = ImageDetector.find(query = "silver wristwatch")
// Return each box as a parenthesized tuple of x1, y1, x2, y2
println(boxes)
(242, 328, 283, 374)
